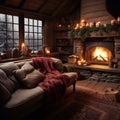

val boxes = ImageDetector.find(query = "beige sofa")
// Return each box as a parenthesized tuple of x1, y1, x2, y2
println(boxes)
(0, 57, 78, 120)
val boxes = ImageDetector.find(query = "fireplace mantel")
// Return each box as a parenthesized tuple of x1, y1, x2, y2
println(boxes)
(86, 33, 120, 39)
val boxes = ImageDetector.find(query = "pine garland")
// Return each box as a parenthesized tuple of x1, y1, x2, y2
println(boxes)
(68, 21, 120, 40)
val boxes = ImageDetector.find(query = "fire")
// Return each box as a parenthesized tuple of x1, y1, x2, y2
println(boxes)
(77, 58, 87, 65)
(93, 47, 108, 61)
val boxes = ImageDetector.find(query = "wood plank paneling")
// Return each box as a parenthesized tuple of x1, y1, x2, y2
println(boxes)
(80, 0, 114, 24)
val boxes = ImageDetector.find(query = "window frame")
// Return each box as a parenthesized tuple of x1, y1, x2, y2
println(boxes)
(0, 12, 43, 61)
(24, 18, 43, 53)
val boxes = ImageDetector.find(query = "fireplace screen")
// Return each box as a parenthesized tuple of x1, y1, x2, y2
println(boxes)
(86, 46, 112, 64)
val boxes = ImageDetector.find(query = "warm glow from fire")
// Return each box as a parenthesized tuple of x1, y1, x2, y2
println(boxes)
(45, 47, 50, 54)
(77, 58, 87, 65)
(93, 47, 108, 61)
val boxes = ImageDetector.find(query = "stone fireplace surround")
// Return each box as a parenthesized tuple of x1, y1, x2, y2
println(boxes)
(85, 37, 114, 65)
(71, 36, 120, 84)
(74, 36, 120, 68)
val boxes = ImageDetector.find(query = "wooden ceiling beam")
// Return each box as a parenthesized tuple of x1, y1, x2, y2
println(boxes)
(37, 0, 48, 12)
(0, 5, 50, 19)
(52, 0, 70, 17)
(50, 0, 63, 17)
(18, 0, 26, 8)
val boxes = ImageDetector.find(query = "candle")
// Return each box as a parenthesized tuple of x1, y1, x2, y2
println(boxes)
(117, 17, 120, 22)
(45, 47, 50, 54)
(21, 43, 27, 55)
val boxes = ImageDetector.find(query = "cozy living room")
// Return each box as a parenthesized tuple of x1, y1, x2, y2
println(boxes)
(0, 0, 120, 120)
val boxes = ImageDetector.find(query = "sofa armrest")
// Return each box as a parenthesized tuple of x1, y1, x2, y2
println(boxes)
(63, 64, 75, 72)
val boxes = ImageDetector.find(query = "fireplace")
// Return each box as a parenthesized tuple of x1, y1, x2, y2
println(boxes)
(84, 37, 114, 65)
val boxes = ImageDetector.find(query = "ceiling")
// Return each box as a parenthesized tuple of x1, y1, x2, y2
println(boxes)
(0, 0, 80, 19)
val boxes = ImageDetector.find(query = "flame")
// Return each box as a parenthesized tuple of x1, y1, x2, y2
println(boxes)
(93, 47, 108, 61)
(77, 58, 87, 65)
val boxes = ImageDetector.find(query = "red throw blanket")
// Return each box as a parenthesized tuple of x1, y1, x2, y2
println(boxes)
(32, 57, 70, 103)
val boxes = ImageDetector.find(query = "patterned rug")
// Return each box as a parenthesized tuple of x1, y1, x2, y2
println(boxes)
(44, 86, 120, 120)
(25, 85, 120, 120)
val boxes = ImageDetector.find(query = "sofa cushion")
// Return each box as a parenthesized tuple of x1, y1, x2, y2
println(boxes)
(20, 62, 34, 73)
(5, 86, 44, 108)
(0, 69, 16, 93)
(14, 62, 45, 88)
(0, 83, 11, 104)
(0, 62, 19, 75)
(0, 62, 19, 90)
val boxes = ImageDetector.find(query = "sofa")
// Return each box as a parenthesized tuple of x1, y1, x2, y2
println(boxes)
(0, 57, 78, 120)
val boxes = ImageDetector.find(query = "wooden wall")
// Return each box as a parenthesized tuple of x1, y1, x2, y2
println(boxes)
(80, 0, 114, 24)
(42, 19, 55, 50)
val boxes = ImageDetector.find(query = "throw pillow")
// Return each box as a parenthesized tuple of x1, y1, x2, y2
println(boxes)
(0, 83, 11, 104)
(14, 62, 45, 88)
(0, 69, 15, 93)
(0, 62, 19, 76)
(52, 58, 63, 72)
(21, 62, 34, 73)
(0, 62, 19, 90)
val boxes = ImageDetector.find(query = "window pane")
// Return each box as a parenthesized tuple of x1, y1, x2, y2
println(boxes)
(7, 32, 12, 39)
(0, 32, 5, 45)
(25, 33, 28, 39)
(29, 33, 33, 39)
(38, 21, 42, 26)
(38, 27, 42, 32)
(34, 33, 37, 39)
(29, 19, 33, 25)
(29, 39, 33, 45)
(7, 23, 12, 31)
(34, 20, 37, 26)
(25, 18, 28, 25)
(0, 14, 5, 22)
(14, 24, 18, 31)
(25, 39, 29, 45)
(13, 16, 18, 23)
(14, 39, 19, 46)
(14, 32, 19, 39)
(38, 40, 42, 45)
(7, 15, 12, 22)
(29, 26, 33, 32)
(0, 22, 7, 31)
(34, 27, 37, 32)
(25, 25, 28, 32)
(38, 33, 42, 39)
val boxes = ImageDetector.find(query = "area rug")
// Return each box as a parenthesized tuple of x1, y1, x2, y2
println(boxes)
(44, 86, 120, 120)
(25, 85, 120, 120)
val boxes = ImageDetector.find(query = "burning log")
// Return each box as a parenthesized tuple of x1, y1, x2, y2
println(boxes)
(93, 56, 98, 61)
(99, 55, 107, 62)
(93, 55, 107, 62)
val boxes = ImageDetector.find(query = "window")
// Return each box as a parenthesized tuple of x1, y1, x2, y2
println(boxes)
(0, 13, 43, 60)
(0, 13, 19, 52)
(24, 18, 42, 53)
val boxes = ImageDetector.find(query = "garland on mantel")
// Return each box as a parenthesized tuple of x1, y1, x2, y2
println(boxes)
(68, 19, 120, 41)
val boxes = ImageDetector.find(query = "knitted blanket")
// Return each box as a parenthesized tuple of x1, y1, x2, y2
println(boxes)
(32, 57, 70, 103)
